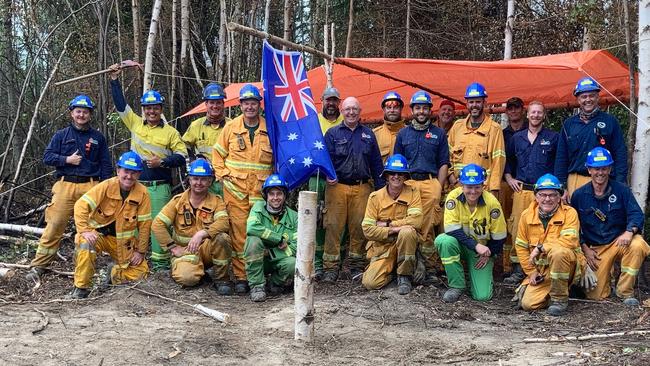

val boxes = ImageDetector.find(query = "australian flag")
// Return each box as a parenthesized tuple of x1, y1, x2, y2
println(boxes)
(262, 41, 337, 190)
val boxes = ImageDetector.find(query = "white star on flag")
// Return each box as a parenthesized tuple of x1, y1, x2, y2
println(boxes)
(302, 156, 313, 167)
(288, 133, 298, 141)
(289, 158, 295, 164)
(313, 140, 324, 150)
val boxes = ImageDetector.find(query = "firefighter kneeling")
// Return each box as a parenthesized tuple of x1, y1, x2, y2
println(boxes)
(152, 159, 233, 292)
(514, 174, 584, 316)
(71, 152, 152, 299)
(245, 174, 297, 302)
(361, 154, 422, 294)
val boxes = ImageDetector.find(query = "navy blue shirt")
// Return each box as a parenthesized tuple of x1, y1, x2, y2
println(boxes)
(394, 123, 450, 175)
(505, 127, 558, 184)
(554, 111, 627, 184)
(571, 180, 644, 245)
(43, 124, 112, 180)
(324, 122, 385, 189)
(503, 122, 528, 176)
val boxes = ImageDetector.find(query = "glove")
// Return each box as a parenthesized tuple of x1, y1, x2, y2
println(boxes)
(413, 248, 427, 285)
(580, 266, 598, 292)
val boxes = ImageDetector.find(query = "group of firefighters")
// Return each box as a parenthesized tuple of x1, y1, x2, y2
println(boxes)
(26, 61, 650, 315)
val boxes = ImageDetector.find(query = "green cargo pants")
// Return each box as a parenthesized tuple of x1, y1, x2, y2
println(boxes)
(435, 233, 494, 301)
(147, 182, 172, 271)
(244, 236, 296, 288)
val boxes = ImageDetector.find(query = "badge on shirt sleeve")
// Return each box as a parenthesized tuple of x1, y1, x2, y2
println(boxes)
(490, 208, 501, 219)
(362, 132, 371, 139)
(446, 200, 456, 210)
(609, 194, 617, 203)
(597, 122, 606, 129)
(425, 132, 432, 139)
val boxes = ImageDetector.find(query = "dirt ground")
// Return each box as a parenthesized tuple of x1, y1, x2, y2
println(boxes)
(1, 241, 650, 366)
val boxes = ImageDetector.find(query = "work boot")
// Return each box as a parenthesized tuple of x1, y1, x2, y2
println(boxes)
(421, 271, 439, 286)
(250, 286, 267, 302)
(25, 267, 46, 282)
(213, 281, 233, 296)
(547, 301, 568, 316)
(503, 264, 525, 285)
(442, 288, 463, 303)
(623, 297, 640, 306)
(350, 268, 364, 282)
(397, 275, 413, 295)
(234, 281, 249, 295)
(70, 287, 90, 299)
(321, 271, 338, 283)
(314, 268, 324, 282)
(268, 282, 284, 296)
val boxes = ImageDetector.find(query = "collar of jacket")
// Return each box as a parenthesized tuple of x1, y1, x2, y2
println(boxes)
(202, 116, 226, 127)
(382, 119, 405, 132)
(259, 202, 292, 226)
(457, 192, 487, 206)
(143, 120, 165, 128)
(461, 114, 493, 135)
(377, 182, 416, 209)
(231, 114, 267, 134)
(527, 201, 570, 226)
(105, 177, 143, 203)
(176, 189, 218, 214)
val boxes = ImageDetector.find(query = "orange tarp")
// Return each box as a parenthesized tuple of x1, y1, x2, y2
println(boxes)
(182, 50, 631, 120)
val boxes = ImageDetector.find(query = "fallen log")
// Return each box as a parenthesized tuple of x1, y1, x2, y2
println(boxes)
(523, 329, 650, 343)
(54, 60, 141, 86)
(129, 286, 231, 324)
(0, 262, 74, 277)
(0, 224, 45, 236)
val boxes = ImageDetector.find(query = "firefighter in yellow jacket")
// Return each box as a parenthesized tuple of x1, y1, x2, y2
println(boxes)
(515, 174, 584, 316)
(152, 159, 233, 293)
(182, 83, 231, 197)
(70, 152, 151, 299)
(447, 82, 506, 194)
(373, 92, 405, 163)
(362, 154, 422, 295)
(212, 84, 274, 294)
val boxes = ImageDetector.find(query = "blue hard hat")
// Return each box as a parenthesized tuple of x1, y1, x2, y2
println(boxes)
(534, 173, 563, 193)
(585, 147, 614, 168)
(573, 77, 600, 96)
(188, 158, 214, 177)
(464, 82, 488, 99)
(117, 151, 144, 171)
(459, 164, 486, 185)
(409, 90, 433, 107)
(262, 173, 288, 197)
(381, 91, 403, 107)
(239, 84, 262, 101)
(203, 83, 226, 100)
(68, 95, 95, 110)
(140, 90, 165, 106)
(382, 154, 410, 177)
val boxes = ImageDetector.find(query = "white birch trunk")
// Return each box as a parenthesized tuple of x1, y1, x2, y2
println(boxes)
(171, 0, 178, 118)
(263, 0, 271, 33)
(631, 0, 650, 210)
(283, 0, 293, 50)
(503, 0, 514, 60)
(218, 0, 227, 80)
(180, 0, 189, 71)
(294, 191, 317, 342)
(143, 0, 163, 92)
(0, 224, 45, 236)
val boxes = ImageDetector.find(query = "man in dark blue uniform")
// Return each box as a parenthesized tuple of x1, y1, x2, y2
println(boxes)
(321, 97, 385, 282)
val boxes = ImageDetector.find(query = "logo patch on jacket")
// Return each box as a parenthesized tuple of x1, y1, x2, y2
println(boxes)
(490, 208, 501, 219)
(597, 122, 606, 129)
(608, 194, 617, 203)
(446, 200, 456, 210)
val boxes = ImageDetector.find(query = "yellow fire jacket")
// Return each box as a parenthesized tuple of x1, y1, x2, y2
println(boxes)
(362, 183, 423, 243)
(182, 116, 231, 163)
(152, 190, 229, 250)
(212, 115, 274, 200)
(447, 115, 506, 191)
(75, 177, 152, 256)
(373, 120, 405, 163)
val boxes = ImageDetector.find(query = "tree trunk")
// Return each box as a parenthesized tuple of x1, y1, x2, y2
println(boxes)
(283, 0, 293, 50)
(405, 0, 410, 57)
(623, 0, 637, 177)
(218, 0, 227, 80)
(345, 0, 354, 57)
(503, 0, 514, 60)
(143, 0, 163, 92)
(263, 0, 271, 33)
(582, 26, 591, 51)
(131, 0, 142, 93)
(294, 191, 317, 342)
(180, 0, 190, 72)
(631, 0, 650, 210)
(93, 2, 109, 136)
(171, 0, 178, 119)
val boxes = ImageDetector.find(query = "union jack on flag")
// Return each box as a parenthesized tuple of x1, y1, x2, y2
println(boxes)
(262, 41, 337, 190)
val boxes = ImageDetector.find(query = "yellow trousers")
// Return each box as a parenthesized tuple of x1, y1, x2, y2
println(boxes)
(498, 180, 514, 271)
(73, 234, 149, 289)
(505, 190, 535, 268)
(521, 246, 577, 311)
(31, 179, 97, 268)
(362, 227, 418, 290)
(567, 173, 591, 198)
(223, 176, 263, 281)
(586, 235, 650, 300)
(408, 178, 442, 271)
(323, 182, 372, 272)
(171, 233, 232, 287)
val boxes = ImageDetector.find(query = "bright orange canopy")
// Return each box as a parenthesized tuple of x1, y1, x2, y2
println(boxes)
(182, 50, 631, 120)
